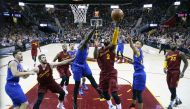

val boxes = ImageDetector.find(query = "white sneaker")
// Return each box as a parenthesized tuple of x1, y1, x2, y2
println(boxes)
(57, 104, 65, 109)
(109, 105, 116, 109)
(63, 87, 68, 95)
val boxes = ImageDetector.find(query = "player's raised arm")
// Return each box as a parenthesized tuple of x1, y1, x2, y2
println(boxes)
(10, 61, 35, 77)
(94, 39, 99, 59)
(51, 57, 75, 68)
(111, 23, 119, 46)
(127, 34, 140, 57)
(78, 27, 96, 50)
(179, 52, 188, 78)
(163, 56, 168, 74)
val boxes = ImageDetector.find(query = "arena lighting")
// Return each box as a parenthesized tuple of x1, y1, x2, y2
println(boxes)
(78, 5, 87, 9)
(111, 5, 119, 9)
(143, 4, 152, 8)
(174, 1, 181, 6)
(150, 24, 158, 27)
(45, 4, 54, 8)
(18, 2, 25, 6)
(40, 24, 48, 27)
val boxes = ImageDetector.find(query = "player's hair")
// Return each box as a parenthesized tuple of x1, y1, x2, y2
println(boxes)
(38, 54, 45, 61)
(13, 50, 21, 57)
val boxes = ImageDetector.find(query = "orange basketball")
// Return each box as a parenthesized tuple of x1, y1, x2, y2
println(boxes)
(111, 9, 124, 22)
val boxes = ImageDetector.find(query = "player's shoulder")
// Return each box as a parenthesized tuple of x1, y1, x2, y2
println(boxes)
(8, 60, 18, 67)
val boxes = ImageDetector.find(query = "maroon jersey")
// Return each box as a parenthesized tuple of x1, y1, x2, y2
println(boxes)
(31, 40, 39, 50)
(37, 63, 54, 85)
(57, 51, 70, 70)
(97, 46, 115, 72)
(166, 50, 181, 71)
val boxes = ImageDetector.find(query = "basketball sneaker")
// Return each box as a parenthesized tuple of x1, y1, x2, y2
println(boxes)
(82, 83, 88, 90)
(79, 88, 84, 95)
(57, 103, 65, 109)
(174, 99, 182, 107)
(109, 105, 116, 109)
(167, 105, 173, 109)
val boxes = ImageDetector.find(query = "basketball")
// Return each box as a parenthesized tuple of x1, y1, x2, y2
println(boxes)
(111, 9, 124, 22)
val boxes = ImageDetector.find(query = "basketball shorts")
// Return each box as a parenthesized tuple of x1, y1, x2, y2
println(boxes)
(31, 49, 37, 57)
(57, 67, 71, 78)
(117, 46, 124, 53)
(38, 80, 63, 93)
(167, 70, 180, 88)
(133, 70, 146, 91)
(71, 62, 92, 81)
(5, 82, 27, 107)
(99, 69, 118, 92)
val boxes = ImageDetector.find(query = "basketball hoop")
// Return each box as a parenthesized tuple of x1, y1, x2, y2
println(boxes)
(70, 4, 89, 23)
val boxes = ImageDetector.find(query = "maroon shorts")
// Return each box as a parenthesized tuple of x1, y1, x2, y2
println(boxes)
(38, 80, 63, 93)
(31, 49, 37, 57)
(57, 67, 71, 78)
(99, 69, 118, 92)
(167, 70, 180, 88)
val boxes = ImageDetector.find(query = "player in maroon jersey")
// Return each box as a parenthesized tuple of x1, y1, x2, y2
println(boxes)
(94, 22, 122, 109)
(31, 38, 41, 66)
(53, 44, 71, 95)
(32, 54, 74, 109)
(163, 43, 188, 109)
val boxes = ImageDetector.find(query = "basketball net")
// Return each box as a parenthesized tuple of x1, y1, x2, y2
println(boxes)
(70, 4, 89, 23)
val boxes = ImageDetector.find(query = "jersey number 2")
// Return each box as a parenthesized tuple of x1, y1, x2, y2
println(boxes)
(106, 54, 110, 60)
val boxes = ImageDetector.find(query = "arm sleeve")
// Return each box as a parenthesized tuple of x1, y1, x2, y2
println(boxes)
(111, 27, 119, 45)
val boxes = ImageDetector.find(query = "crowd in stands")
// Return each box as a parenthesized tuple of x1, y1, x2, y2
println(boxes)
(0, 1, 189, 56)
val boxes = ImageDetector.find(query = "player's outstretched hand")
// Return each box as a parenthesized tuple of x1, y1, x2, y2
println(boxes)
(94, 39, 100, 47)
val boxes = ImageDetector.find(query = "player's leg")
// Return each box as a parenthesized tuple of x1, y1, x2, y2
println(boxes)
(136, 90, 143, 109)
(130, 89, 137, 108)
(86, 74, 103, 96)
(167, 72, 180, 108)
(19, 101, 29, 109)
(72, 66, 82, 109)
(103, 91, 116, 109)
(109, 78, 121, 109)
(73, 81, 81, 109)
(60, 76, 67, 87)
(60, 75, 68, 95)
(120, 48, 124, 62)
(159, 44, 163, 54)
(82, 77, 88, 90)
(33, 93, 45, 109)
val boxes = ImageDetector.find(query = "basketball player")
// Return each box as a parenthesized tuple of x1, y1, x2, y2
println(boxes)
(32, 54, 74, 109)
(127, 35, 146, 109)
(5, 50, 35, 109)
(53, 44, 71, 95)
(68, 43, 88, 95)
(71, 27, 103, 109)
(117, 35, 125, 62)
(163, 43, 188, 109)
(94, 22, 122, 109)
(31, 37, 41, 66)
